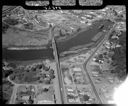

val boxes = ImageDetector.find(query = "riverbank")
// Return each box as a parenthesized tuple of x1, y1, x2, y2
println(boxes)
(2, 19, 114, 62)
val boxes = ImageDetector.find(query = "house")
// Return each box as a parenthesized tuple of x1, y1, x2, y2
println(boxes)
(68, 98, 75, 103)
(67, 92, 77, 96)
(74, 71, 82, 75)
(67, 88, 74, 92)
(73, 67, 81, 72)
(75, 97, 80, 103)
(22, 95, 30, 100)
(92, 58, 96, 61)
(90, 61, 99, 66)
(111, 35, 119, 39)
(64, 77, 72, 85)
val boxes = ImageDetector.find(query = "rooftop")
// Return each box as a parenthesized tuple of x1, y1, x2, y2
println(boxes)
(73, 67, 81, 72)
(36, 92, 53, 101)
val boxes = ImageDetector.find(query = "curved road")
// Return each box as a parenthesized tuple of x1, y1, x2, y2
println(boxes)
(51, 21, 116, 104)
(83, 23, 117, 103)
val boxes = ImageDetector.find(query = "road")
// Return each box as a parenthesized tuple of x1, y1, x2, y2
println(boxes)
(83, 23, 117, 103)
(52, 36, 65, 104)
(9, 85, 18, 104)
(6, 20, 116, 104)
(51, 21, 116, 104)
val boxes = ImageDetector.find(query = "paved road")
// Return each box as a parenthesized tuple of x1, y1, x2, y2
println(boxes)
(7, 20, 116, 104)
(83, 23, 117, 104)
(52, 37, 65, 104)
(7, 76, 17, 85)
(9, 85, 18, 104)
(51, 21, 116, 104)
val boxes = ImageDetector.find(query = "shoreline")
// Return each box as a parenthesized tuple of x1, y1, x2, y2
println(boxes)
(7, 46, 47, 50)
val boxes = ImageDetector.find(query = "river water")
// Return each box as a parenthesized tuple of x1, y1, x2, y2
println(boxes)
(56, 19, 113, 53)
(2, 19, 114, 62)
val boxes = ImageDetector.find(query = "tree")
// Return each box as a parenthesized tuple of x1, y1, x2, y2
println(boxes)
(7, 63, 17, 69)
(3, 18, 19, 25)
(82, 94, 90, 101)
(49, 69, 54, 74)
(23, 23, 34, 30)
(2, 22, 10, 34)
(110, 31, 126, 80)
(2, 69, 13, 78)
(43, 65, 50, 71)
(2, 80, 14, 104)
(43, 88, 49, 92)
(44, 79, 51, 84)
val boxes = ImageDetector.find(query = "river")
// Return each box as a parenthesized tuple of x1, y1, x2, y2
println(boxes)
(2, 19, 114, 62)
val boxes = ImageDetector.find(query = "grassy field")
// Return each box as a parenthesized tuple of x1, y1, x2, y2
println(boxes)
(2, 27, 50, 47)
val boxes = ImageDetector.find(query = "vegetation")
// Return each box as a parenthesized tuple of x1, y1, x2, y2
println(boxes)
(2, 61, 55, 84)
(2, 62, 16, 78)
(82, 94, 90, 101)
(3, 18, 19, 26)
(9, 63, 55, 84)
(2, 22, 10, 34)
(3, 69, 13, 78)
(23, 23, 34, 30)
(94, 29, 126, 80)
(109, 31, 126, 80)
(2, 79, 14, 104)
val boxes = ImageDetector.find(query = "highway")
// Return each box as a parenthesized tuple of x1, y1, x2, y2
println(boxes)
(83, 23, 117, 104)
(52, 36, 65, 104)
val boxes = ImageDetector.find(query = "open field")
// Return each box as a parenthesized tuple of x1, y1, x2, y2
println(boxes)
(2, 28, 50, 47)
